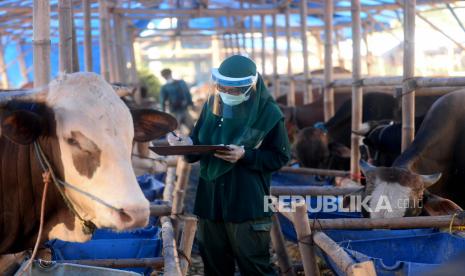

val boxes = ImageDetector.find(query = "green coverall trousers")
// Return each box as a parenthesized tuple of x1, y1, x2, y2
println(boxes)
(197, 218, 276, 276)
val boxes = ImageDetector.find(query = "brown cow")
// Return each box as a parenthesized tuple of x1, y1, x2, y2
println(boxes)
(0, 72, 176, 254)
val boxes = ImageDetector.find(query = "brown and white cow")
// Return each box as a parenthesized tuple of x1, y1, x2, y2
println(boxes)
(0, 72, 176, 254)
(360, 89, 465, 218)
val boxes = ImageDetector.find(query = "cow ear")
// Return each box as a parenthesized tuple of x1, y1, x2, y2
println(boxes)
(131, 109, 178, 142)
(423, 192, 463, 216)
(1, 110, 43, 145)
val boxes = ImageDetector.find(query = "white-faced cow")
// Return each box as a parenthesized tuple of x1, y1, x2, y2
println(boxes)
(0, 72, 176, 254)
(360, 89, 465, 218)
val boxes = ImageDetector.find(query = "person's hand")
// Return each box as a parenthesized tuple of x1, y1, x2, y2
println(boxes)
(167, 132, 193, 146)
(214, 145, 245, 163)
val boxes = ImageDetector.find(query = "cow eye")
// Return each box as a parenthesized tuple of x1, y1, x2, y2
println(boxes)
(66, 137, 79, 146)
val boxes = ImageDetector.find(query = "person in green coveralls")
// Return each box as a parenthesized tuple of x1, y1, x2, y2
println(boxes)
(167, 55, 291, 276)
(160, 68, 195, 131)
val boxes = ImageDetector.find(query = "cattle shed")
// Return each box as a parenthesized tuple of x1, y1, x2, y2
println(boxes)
(1, 1, 465, 275)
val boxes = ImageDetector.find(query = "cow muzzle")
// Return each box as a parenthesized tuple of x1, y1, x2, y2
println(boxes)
(109, 200, 150, 230)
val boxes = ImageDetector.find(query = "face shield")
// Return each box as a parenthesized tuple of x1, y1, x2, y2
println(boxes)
(207, 68, 258, 119)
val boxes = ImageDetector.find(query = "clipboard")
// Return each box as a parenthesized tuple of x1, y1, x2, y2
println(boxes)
(149, 145, 231, 156)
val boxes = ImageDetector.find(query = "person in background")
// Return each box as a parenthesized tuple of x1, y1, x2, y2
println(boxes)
(160, 68, 194, 132)
(167, 55, 291, 275)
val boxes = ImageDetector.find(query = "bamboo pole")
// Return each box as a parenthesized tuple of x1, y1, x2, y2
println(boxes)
(272, 0, 279, 98)
(56, 258, 164, 269)
(261, 14, 266, 75)
(285, 3, 295, 107)
(179, 216, 198, 276)
(163, 165, 177, 203)
(402, 0, 416, 151)
(71, 12, 79, 72)
(98, 0, 109, 80)
(83, 0, 92, 72)
(17, 41, 29, 85)
(335, 30, 345, 68)
(270, 214, 295, 276)
(58, 0, 73, 73)
(0, 39, 8, 89)
(106, 3, 117, 82)
(293, 203, 320, 276)
(270, 186, 362, 196)
(171, 159, 192, 216)
(33, 0, 50, 88)
(114, 13, 127, 83)
(350, 0, 362, 182)
(250, 12, 255, 60)
(324, 0, 334, 120)
(313, 232, 355, 273)
(308, 213, 465, 230)
(300, 0, 312, 104)
(313, 232, 376, 276)
(161, 216, 182, 276)
(150, 203, 172, 217)
(127, 25, 139, 85)
(280, 166, 350, 177)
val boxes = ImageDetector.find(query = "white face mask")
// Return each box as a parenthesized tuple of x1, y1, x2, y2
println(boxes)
(218, 86, 252, 106)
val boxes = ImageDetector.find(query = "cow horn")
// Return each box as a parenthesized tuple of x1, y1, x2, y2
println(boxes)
(0, 87, 47, 105)
(112, 84, 136, 98)
(420, 173, 442, 188)
(352, 122, 371, 136)
(359, 159, 376, 174)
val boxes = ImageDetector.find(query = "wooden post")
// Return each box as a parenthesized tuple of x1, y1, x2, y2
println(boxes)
(179, 216, 198, 276)
(300, 0, 312, 103)
(33, 0, 50, 88)
(127, 25, 138, 85)
(285, 3, 295, 106)
(272, 0, 279, 98)
(17, 41, 29, 85)
(161, 216, 182, 276)
(293, 203, 320, 276)
(0, 39, 8, 89)
(270, 214, 295, 276)
(114, 13, 127, 83)
(171, 159, 192, 217)
(261, 14, 266, 75)
(250, 12, 255, 60)
(83, 0, 92, 72)
(58, 0, 73, 73)
(98, 0, 109, 80)
(313, 232, 376, 276)
(350, 0, 362, 182)
(362, 20, 374, 75)
(71, 13, 80, 72)
(324, 0, 334, 120)
(163, 165, 177, 203)
(107, 3, 118, 82)
(335, 30, 345, 68)
(402, 0, 416, 151)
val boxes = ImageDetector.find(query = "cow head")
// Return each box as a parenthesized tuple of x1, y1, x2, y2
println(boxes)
(0, 72, 176, 242)
(359, 160, 442, 218)
(293, 127, 330, 168)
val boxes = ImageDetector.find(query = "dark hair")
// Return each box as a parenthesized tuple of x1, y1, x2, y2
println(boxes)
(161, 68, 172, 78)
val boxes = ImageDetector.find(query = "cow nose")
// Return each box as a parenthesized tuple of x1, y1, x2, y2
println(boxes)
(115, 203, 150, 229)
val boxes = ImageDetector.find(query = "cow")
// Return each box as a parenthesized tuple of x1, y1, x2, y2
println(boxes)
(0, 72, 176, 254)
(293, 92, 397, 170)
(355, 116, 425, 166)
(359, 89, 465, 218)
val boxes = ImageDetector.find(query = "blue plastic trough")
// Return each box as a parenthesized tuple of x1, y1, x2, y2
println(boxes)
(46, 175, 166, 275)
(324, 231, 465, 276)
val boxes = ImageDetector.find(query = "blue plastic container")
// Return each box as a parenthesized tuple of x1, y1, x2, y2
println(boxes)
(323, 232, 465, 276)
(271, 171, 332, 187)
(46, 225, 162, 275)
(137, 174, 165, 202)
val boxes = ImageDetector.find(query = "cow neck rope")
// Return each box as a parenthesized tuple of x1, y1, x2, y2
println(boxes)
(33, 141, 123, 235)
